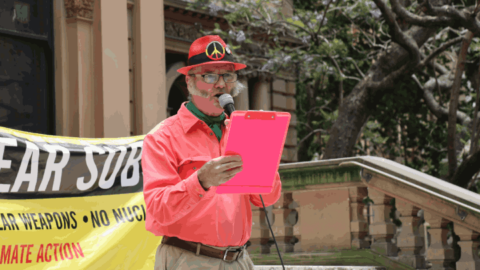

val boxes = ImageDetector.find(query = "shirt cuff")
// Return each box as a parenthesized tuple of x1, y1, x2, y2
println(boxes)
(185, 171, 208, 199)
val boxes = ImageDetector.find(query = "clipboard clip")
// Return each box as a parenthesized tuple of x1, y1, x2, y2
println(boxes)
(245, 111, 276, 120)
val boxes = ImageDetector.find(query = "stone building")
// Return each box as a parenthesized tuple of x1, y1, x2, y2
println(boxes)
(0, 0, 297, 162)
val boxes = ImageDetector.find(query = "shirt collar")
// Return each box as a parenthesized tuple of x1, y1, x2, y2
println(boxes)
(178, 101, 229, 134)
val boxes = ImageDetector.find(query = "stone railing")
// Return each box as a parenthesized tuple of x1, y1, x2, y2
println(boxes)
(248, 156, 480, 270)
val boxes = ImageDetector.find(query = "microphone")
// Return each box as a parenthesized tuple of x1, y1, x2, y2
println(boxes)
(219, 94, 235, 117)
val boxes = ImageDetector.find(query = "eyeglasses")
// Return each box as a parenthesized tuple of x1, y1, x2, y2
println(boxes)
(189, 73, 238, 84)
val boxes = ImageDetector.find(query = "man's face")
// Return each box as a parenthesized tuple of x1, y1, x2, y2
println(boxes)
(186, 64, 236, 110)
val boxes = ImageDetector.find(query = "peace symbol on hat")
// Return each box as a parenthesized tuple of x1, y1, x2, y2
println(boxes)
(205, 41, 225, 60)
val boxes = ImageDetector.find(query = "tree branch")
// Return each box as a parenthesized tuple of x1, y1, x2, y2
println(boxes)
(426, 2, 480, 36)
(374, 0, 421, 65)
(420, 52, 450, 75)
(329, 56, 344, 108)
(367, 63, 411, 90)
(345, 57, 366, 78)
(451, 147, 480, 188)
(317, 0, 332, 36)
(366, 0, 421, 91)
(416, 36, 464, 69)
(447, 30, 474, 180)
(413, 74, 472, 125)
(391, 0, 453, 27)
(471, 58, 480, 155)
(298, 129, 327, 148)
(392, 0, 480, 36)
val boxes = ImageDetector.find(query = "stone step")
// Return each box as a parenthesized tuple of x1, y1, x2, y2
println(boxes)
(254, 266, 387, 270)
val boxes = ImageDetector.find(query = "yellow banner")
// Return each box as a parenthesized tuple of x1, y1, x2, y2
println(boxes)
(0, 193, 162, 269)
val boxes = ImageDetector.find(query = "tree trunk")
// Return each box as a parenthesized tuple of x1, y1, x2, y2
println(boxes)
(451, 149, 480, 188)
(447, 31, 474, 180)
(470, 60, 480, 156)
(324, 25, 438, 159)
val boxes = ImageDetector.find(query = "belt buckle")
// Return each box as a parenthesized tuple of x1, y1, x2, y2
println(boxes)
(222, 247, 237, 262)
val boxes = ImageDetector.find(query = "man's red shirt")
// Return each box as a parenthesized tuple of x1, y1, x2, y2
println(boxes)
(141, 102, 282, 247)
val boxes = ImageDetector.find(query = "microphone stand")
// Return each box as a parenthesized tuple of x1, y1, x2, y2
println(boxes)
(260, 195, 285, 270)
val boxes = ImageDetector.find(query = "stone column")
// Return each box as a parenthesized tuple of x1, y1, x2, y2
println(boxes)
(134, 0, 167, 134)
(349, 187, 369, 249)
(424, 211, 455, 270)
(272, 192, 299, 253)
(260, 205, 275, 254)
(396, 200, 425, 268)
(368, 188, 397, 256)
(250, 77, 270, 111)
(93, 0, 130, 137)
(455, 224, 480, 270)
(271, 193, 288, 253)
(249, 206, 264, 254)
(233, 76, 249, 110)
(363, 202, 373, 246)
(62, 0, 95, 137)
(289, 191, 301, 253)
(248, 204, 275, 255)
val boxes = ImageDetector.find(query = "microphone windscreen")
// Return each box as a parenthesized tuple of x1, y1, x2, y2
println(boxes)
(219, 94, 234, 108)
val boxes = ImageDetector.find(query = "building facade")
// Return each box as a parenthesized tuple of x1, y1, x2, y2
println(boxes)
(0, 0, 297, 162)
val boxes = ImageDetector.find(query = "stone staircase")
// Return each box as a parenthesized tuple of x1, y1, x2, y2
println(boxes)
(254, 266, 386, 270)
(248, 156, 480, 270)
(249, 249, 413, 269)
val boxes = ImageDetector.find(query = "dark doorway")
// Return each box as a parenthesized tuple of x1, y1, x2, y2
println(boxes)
(0, 0, 55, 135)
(168, 74, 189, 117)
(248, 77, 259, 110)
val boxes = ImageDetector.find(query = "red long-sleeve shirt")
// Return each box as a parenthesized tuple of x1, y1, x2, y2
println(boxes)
(141, 102, 282, 247)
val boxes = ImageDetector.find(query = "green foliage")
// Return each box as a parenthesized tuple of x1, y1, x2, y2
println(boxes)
(187, 0, 480, 185)
(471, 38, 480, 58)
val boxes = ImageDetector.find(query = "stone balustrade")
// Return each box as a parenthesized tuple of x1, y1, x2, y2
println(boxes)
(248, 156, 480, 270)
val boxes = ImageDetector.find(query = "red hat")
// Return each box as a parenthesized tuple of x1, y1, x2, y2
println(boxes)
(177, 35, 247, 75)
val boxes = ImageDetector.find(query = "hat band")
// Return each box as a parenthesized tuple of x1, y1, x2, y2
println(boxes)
(188, 52, 235, 66)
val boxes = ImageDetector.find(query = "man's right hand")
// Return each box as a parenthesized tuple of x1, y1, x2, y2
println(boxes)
(197, 155, 243, 190)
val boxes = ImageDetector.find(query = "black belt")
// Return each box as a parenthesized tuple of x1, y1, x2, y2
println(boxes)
(161, 236, 247, 262)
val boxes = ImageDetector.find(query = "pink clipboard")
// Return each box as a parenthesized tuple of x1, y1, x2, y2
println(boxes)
(216, 110, 291, 194)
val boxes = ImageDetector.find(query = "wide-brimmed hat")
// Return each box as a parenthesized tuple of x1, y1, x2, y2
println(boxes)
(177, 35, 247, 75)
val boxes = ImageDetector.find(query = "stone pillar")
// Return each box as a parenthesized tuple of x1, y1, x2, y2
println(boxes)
(368, 188, 397, 256)
(134, 0, 167, 134)
(424, 211, 455, 270)
(62, 0, 95, 137)
(54, 0, 70, 136)
(248, 204, 275, 255)
(233, 76, 249, 110)
(270, 192, 299, 253)
(349, 187, 369, 249)
(396, 200, 425, 268)
(455, 224, 480, 270)
(260, 205, 275, 254)
(363, 202, 373, 246)
(250, 78, 270, 111)
(249, 206, 264, 254)
(93, 0, 130, 137)
(271, 193, 288, 253)
(284, 209, 299, 252)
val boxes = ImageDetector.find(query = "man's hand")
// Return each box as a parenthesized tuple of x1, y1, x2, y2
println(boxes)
(197, 155, 243, 190)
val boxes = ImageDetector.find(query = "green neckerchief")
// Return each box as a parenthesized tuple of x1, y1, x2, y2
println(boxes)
(186, 101, 225, 142)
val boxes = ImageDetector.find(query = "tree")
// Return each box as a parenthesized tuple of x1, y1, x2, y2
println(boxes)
(187, 0, 480, 190)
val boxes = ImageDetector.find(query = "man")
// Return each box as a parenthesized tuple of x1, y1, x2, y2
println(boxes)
(141, 35, 282, 270)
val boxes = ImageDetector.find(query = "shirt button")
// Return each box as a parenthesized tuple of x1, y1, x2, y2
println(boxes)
(199, 194, 203, 198)
(193, 167, 196, 170)
(210, 133, 213, 136)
